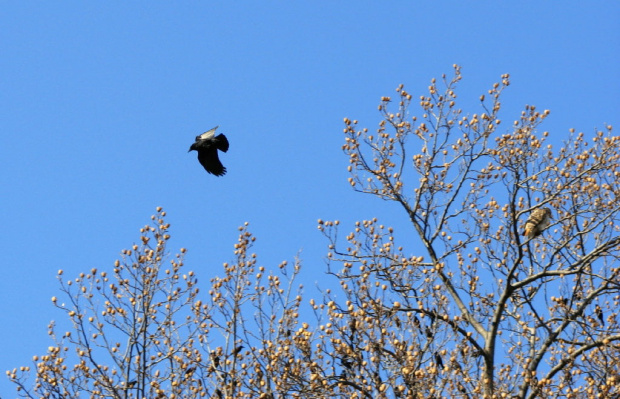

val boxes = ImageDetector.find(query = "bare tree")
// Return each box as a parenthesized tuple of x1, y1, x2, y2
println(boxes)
(7, 209, 204, 398)
(8, 67, 620, 399)
(324, 64, 620, 398)
(7, 213, 307, 399)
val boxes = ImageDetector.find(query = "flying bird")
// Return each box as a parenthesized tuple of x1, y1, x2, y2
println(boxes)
(523, 207, 552, 239)
(189, 126, 229, 176)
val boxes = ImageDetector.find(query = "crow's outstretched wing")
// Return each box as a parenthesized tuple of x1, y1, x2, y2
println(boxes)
(196, 126, 219, 141)
(197, 147, 226, 176)
(214, 134, 229, 152)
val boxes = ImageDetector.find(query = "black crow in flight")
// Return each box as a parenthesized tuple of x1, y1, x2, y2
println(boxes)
(189, 126, 229, 176)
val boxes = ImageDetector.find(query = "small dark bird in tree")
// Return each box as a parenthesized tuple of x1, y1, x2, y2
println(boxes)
(184, 366, 196, 378)
(434, 352, 444, 370)
(189, 126, 229, 176)
(425, 326, 433, 338)
(457, 382, 469, 398)
(232, 345, 244, 356)
(210, 352, 220, 368)
(595, 305, 605, 326)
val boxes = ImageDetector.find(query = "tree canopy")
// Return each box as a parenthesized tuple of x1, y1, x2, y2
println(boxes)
(8, 66, 620, 399)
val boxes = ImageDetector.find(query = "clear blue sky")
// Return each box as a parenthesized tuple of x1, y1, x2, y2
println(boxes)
(1, 2, 618, 395)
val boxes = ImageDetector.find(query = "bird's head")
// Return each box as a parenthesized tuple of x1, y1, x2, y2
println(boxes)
(188, 143, 197, 152)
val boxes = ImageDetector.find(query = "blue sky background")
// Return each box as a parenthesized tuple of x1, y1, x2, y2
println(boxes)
(1, 2, 619, 395)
